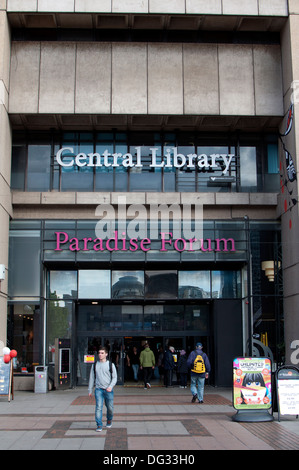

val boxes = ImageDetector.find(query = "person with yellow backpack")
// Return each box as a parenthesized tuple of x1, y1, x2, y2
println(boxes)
(187, 342, 211, 403)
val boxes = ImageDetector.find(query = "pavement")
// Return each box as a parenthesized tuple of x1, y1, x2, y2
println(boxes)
(0, 384, 299, 453)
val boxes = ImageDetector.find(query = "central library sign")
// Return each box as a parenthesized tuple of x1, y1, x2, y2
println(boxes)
(56, 146, 234, 174)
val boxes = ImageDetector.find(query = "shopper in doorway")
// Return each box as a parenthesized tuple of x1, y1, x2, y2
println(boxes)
(88, 346, 117, 432)
(187, 342, 211, 403)
(139, 342, 155, 389)
(127, 346, 140, 382)
(177, 350, 188, 388)
(157, 346, 164, 383)
(163, 346, 176, 387)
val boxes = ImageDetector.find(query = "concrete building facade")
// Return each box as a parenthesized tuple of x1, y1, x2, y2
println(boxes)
(0, 0, 298, 388)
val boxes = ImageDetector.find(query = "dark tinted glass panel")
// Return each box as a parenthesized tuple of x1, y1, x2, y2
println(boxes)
(11, 144, 26, 190)
(27, 145, 51, 191)
(145, 271, 177, 299)
(185, 304, 209, 332)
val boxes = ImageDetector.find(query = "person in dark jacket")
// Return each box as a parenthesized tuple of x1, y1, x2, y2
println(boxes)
(187, 342, 211, 403)
(177, 350, 188, 388)
(163, 346, 175, 387)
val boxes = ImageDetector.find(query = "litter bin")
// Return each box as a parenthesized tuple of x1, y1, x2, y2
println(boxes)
(34, 366, 48, 393)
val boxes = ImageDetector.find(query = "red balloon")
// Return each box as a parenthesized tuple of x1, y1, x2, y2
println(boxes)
(3, 354, 11, 363)
(10, 350, 17, 358)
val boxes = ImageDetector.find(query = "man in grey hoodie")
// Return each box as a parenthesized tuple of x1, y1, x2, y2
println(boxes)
(88, 346, 117, 432)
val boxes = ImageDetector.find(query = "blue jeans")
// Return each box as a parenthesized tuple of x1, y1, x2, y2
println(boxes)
(94, 388, 114, 427)
(190, 375, 205, 401)
(132, 364, 139, 381)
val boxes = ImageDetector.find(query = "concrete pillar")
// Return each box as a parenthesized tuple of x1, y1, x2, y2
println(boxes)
(0, 9, 12, 346)
(279, 7, 299, 364)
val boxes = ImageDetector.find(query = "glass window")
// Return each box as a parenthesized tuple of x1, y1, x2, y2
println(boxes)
(47, 300, 72, 364)
(95, 132, 114, 191)
(176, 145, 196, 192)
(9, 230, 41, 297)
(212, 270, 241, 298)
(61, 133, 94, 191)
(78, 270, 111, 299)
(197, 146, 232, 193)
(122, 305, 143, 330)
(11, 144, 26, 190)
(162, 305, 184, 330)
(49, 271, 77, 299)
(145, 271, 177, 299)
(144, 305, 163, 331)
(129, 145, 162, 192)
(112, 271, 144, 299)
(185, 304, 209, 333)
(267, 144, 278, 174)
(27, 145, 51, 191)
(115, 134, 128, 191)
(264, 143, 280, 192)
(240, 146, 257, 191)
(163, 134, 176, 192)
(10, 304, 40, 373)
(77, 304, 101, 332)
(12, 131, 276, 193)
(102, 305, 122, 331)
(178, 271, 211, 299)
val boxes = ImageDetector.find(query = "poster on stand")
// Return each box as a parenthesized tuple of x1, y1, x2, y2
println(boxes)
(276, 366, 299, 420)
(233, 357, 272, 410)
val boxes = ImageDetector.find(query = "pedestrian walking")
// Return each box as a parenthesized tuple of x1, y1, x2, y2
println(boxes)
(163, 346, 176, 387)
(187, 342, 211, 403)
(177, 350, 188, 388)
(139, 342, 155, 389)
(88, 346, 117, 432)
(127, 346, 140, 382)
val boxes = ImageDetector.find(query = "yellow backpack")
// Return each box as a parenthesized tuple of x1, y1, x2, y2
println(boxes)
(191, 354, 206, 373)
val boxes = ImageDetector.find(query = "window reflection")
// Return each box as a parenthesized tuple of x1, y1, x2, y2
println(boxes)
(11, 131, 280, 193)
(47, 300, 72, 364)
(47, 269, 242, 300)
(49, 271, 77, 299)
(27, 145, 51, 191)
(145, 271, 177, 299)
(10, 304, 40, 373)
(240, 147, 257, 191)
(112, 271, 144, 299)
(212, 270, 241, 298)
(61, 133, 94, 191)
(179, 271, 211, 298)
(78, 270, 110, 299)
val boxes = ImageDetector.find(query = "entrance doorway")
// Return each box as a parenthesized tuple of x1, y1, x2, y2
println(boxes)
(75, 302, 211, 386)
(76, 333, 205, 387)
(76, 335, 124, 386)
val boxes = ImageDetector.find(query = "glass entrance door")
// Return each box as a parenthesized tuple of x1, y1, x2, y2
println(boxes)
(104, 337, 124, 385)
(76, 334, 125, 386)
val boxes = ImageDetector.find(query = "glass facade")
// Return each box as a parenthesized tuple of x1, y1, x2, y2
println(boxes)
(11, 131, 279, 193)
(7, 219, 283, 377)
